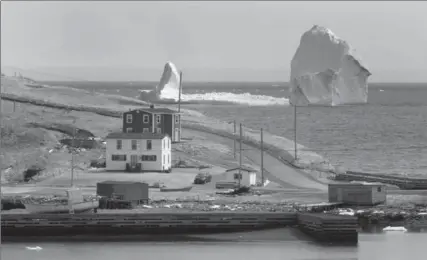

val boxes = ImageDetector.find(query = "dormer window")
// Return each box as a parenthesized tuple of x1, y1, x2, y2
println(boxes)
(126, 114, 133, 123)
(143, 115, 149, 123)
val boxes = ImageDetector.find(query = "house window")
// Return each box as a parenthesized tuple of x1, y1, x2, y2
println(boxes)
(126, 128, 133, 133)
(163, 154, 166, 163)
(141, 155, 156, 161)
(112, 154, 126, 161)
(143, 128, 149, 133)
(116, 140, 122, 150)
(234, 173, 242, 180)
(157, 128, 162, 134)
(146, 140, 152, 150)
(175, 115, 179, 124)
(377, 187, 382, 192)
(156, 115, 161, 123)
(126, 114, 133, 123)
(131, 140, 137, 150)
(143, 115, 149, 123)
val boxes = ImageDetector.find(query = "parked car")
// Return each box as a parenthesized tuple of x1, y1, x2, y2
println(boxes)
(194, 172, 212, 184)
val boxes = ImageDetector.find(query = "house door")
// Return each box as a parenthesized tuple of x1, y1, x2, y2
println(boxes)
(337, 188, 343, 202)
(130, 155, 138, 167)
(174, 128, 180, 142)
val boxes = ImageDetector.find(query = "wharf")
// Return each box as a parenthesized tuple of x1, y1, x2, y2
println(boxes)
(297, 212, 358, 245)
(1, 212, 296, 238)
(1, 210, 359, 244)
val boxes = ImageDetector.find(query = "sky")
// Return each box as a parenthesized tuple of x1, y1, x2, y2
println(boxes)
(1, 1, 427, 82)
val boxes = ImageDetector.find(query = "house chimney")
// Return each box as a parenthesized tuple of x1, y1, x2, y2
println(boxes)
(150, 104, 154, 109)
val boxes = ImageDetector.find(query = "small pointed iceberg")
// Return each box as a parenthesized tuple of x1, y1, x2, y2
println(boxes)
(139, 61, 181, 102)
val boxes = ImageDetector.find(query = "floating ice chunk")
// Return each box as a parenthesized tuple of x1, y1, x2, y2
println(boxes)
(25, 246, 43, 251)
(383, 226, 407, 232)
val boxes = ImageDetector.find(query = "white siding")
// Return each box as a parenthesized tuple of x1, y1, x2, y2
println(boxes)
(106, 136, 172, 171)
(223, 170, 256, 187)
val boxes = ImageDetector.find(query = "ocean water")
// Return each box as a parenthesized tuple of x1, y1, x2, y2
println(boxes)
(44, 81, 427, 177)
(2, 232, 427, 260)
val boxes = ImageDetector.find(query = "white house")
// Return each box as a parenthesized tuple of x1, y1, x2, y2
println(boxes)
(224, 167, 257, 187)
(105, 132, 172, 172)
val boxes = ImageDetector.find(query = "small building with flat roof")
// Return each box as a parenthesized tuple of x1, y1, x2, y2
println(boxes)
(328, 182, 386, 206)
(96, 181, 149, 205)
(223, 166, 257, 187)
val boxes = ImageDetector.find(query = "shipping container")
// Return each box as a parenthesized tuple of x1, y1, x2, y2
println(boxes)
(97, 181, 149, 205)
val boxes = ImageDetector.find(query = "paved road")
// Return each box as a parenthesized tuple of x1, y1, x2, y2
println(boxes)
(184, 129, 327, 192)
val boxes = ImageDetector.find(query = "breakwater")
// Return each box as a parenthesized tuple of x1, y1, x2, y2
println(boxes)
(336, 171, 427, 190)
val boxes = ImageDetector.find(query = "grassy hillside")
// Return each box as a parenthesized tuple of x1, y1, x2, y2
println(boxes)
(0, 78, 239, 183)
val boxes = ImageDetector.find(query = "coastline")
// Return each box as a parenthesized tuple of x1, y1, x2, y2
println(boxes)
(2, 77, 427, 208)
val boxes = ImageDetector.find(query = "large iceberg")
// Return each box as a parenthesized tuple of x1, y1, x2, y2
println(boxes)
(139, 61, 181, 102)
(289, 25, 371, 106)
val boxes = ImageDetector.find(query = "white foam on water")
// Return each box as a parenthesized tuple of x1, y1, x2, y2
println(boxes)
(139, 61, 289, 106)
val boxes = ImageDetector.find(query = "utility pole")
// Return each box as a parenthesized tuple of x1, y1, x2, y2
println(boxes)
(238, 123, 242, 188)
(0, 80, 2, 239)
(70, 128, 76, 187)
(261, 128, 264, 186)
(233, 120, 236, 159)
(177, 71, 182, 142)
(294, 104, 297, 161)
(178, 71, 182, 113)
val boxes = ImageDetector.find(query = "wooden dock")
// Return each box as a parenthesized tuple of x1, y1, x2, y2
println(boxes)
(297, 213, 358, 245)
(2, 210, 359, 243)
(1, 212, 297, 239)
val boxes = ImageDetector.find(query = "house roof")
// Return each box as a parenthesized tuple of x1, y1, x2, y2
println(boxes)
(226, 166, 256, 173)
(125, 107, 180, 114)
(105, 132, 168, 140)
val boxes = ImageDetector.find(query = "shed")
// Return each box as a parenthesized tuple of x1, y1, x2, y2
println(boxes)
(96, 181, 149, 204)
(223, 166, 257, 187)
(328, 182, 386, 206)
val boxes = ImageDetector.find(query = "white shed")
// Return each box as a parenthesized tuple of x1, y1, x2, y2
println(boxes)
(224, 167, 257, 187)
